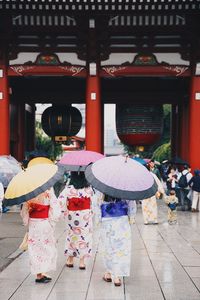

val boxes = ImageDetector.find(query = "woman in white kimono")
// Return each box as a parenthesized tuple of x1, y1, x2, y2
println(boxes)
(21, 188, 61, 283)
(100, 195, 136, 287)
(58, 172, 93, 270)
(142, 172, 165, 225)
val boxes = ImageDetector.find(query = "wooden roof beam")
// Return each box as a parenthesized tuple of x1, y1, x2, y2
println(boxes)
(0, 2, 199, 16)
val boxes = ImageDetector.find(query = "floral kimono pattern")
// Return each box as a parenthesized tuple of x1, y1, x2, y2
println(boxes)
(100, 200, 136, 277)
(21, 188, 61, 275)
(165, 195, 179, 222)
(142, 173, 164, 224)
(58, 185, 93, 259)
(142, 197, 158, 224)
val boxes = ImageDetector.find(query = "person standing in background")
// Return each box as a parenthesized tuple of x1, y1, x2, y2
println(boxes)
(165, 190, 179, 224)
(142, 172, 165, 225)
(189, 169, 200, 212)
(177, 165, 192, 211)
(149, 160, 162, 180)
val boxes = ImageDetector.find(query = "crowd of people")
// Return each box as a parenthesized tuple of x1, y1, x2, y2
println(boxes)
(133, 158, 200, 226)
(0, 156, 200, 287)
(161, 163, 200, 212)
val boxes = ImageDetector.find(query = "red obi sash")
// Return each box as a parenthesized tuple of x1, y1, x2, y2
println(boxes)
(68, 197, 90, 211)
(29, 203, 50, 219)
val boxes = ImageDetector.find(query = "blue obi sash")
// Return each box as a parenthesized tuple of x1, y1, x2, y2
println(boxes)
(101, 201, 128, 218)
(168, 202, 177, 211)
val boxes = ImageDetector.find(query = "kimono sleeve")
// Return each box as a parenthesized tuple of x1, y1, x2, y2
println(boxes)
(0, 182, 4, 201)
(20, 202, 29, 226)
(152, 172, 165, 196)
(0, 182, 4, 210)
(91, 189, 103, 227)
(48, 188, 62, 222)
(127, 200, 137, 225)
(164, 196, 170, 205)
(127, 201, 137, 217)
(57, 185, 68, 213)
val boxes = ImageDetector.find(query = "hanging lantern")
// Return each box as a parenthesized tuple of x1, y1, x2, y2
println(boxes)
(41, 105, 82, 142)
(116, 104, 163, 146)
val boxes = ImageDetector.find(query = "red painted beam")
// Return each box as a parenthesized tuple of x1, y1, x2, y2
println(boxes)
(100, 65, 191, 77)
(8, 65, 87, 77)
(8, 64, 191, 78)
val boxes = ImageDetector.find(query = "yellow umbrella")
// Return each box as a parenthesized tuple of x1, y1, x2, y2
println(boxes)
(27, 157, 54, 167)
(4, 164, 63, 206)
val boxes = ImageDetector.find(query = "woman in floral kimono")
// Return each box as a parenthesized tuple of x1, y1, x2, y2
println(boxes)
(100, 195, 136, 287)
(141, 172, 165, 225)
(21, 188, 61, 283)
(58, 172, 93, 270)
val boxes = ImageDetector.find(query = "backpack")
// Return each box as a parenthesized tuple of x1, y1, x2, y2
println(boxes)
(178, 172, 189, 188)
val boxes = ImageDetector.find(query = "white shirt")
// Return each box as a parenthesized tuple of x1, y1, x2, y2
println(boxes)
(178, 169, 193, 189)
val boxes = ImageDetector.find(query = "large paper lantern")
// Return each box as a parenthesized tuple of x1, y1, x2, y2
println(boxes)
(42, 105, 82, 142)
(116, 104, 163, 146)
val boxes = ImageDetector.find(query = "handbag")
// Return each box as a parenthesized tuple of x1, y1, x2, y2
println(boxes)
(19, 232, 28, 251)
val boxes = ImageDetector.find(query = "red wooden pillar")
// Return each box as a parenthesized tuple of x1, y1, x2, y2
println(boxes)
(188, 76, 200, 170)
(86, 71, 103, 153)
(0, 59, 10, 155)
(178, 103, 189, 161)
(170, 104, 179, 158)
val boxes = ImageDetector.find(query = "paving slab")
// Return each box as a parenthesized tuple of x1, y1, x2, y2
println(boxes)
(0, 202, 199, 300)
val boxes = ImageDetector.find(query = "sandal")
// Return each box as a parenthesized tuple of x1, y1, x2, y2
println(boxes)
(103, 273, 112, 282)
(66, 263, 74, 268)
(114, 278, 121, 287)
(35, 276, 51, 283)
(42, 274, 52, 281)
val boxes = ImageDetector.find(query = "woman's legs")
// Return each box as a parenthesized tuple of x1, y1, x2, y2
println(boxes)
(192, 191, 199, 211)
(113, 276, 122, 286)
(79, 257, 86, 269)
(66, 255, 74, 267)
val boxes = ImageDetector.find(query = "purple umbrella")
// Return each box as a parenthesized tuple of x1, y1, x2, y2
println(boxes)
(58, 150, 104, 171)
(85, 155, 157, 200)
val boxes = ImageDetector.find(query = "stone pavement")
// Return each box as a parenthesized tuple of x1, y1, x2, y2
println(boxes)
(0, 202, 200, 300)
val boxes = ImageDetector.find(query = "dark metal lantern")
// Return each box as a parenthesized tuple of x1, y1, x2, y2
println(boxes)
(41, 105, 82, 139)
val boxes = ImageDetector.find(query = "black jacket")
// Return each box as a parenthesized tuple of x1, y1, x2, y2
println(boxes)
(189, 176, 200, 192)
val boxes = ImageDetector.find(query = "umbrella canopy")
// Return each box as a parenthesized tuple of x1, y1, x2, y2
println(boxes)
(28, 150, 48, 159)
(0, 155, 21, 187)
(85, 155, 157, 200)
(132, 157, 146, 165)
(168, 157, 189, 165)
(27, 157, 54, 167)
(58, 150, 104, 171)
(4, 164, 63, 206)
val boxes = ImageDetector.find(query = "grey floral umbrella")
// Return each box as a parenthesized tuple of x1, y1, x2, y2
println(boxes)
(0, 155, 21, 188)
